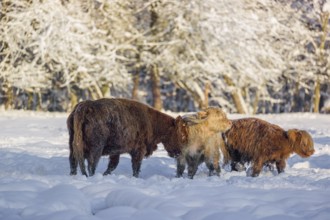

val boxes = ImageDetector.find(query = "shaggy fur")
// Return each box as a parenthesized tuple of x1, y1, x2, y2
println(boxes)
(221, 118, 315, 177)
(176, 107, 232, 179)
(202, 132, 223, 176)
(67, 98, 188, 177)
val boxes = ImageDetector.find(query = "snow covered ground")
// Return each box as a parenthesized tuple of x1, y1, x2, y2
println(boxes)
(0, 110, 329, 220)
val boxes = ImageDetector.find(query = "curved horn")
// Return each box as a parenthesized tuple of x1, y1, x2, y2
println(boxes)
(197, 110, 208, 119)
(182, 111, 208, 125)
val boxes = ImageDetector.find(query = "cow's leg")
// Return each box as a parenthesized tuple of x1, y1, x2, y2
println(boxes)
(231, 160, 246, 172)
(176, 155, 186, 178)
(187, 161, 198, 179)
(103, 154, 120, 175)
(210, 150, 220, 176)
(186, 153, 202, 179)
(206, 159, 220, 177)
(230, 149, 246, 172)
(251, 159, 263, 177)
(275, 159, 286, 174)
(230, 161, 237, 171)
(130, 148, 146, 178)
(264, 162, 275, 171)
(206, 161, 215, 176)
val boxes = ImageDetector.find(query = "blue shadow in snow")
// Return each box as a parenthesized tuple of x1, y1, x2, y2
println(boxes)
(313, 136, 330, 145)
(288, 154, 330, 169)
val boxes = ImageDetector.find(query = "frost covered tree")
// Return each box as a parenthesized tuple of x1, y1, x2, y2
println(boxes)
(0, 0, 328, 113)
(155, 0, 329, 113)
(289, 0, 330, 113)
(144, 0, 313, 113)
(206, 0, 321, 114)
(126, 0, 227, 110)
(0, 0, 132, 110)
(129, 0, 165, 110)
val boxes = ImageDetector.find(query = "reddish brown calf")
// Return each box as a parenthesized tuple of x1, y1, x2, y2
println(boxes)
(221, 118, 314, 177)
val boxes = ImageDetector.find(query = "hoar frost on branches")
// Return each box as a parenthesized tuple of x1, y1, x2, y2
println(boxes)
(0, 0, 132, 109)
(137, 0, 322, 113)
(0, 0, 328, 113)
(192, 0, 316, 113)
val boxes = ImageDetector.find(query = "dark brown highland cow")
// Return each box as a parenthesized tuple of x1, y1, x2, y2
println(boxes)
(221, 118, 314, 177)
(67, 98, 188, 177)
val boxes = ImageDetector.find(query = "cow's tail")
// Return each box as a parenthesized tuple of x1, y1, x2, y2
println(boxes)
(67, 109, 76, 175)
(72, 103, 88, 177)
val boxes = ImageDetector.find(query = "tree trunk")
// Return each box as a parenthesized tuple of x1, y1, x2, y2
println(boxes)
(202, 81, 210, 109)
(252, 89, 260, 114)
(148, 4, 163, 110)
(176, 80, 204, 110)
(314, 12, 329, 113)
(131, 70, 140, 100)
(88, 84, 103, 100)
(314, 79, 320, 113)
(291, 80, 301, 112)
(4, 84, 13, 110)
(69, 89, 79, 112)
(101, 83, 111, 98)
(27, 91, 34, 110)
(223, 75, 248, 114)
(232, 89, 248, 114)
(150, 64, 163, 110)
(36, 91, 43, 111)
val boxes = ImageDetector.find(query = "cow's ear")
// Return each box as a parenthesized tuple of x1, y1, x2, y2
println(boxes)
(287, 129, 301, 142)
(197, 110, 208, 119)
(175, 116, 184, 125)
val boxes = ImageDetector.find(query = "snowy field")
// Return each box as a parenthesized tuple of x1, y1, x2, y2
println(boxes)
(0, 110, 330, 220)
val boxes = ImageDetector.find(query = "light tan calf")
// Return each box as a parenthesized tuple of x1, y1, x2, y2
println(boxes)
(176, 107, 231, 179)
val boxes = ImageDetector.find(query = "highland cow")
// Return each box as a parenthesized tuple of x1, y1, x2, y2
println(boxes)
(176, 107, 232, 179)
(67, 98, 188, 177)
(221, 118, 315, 177)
